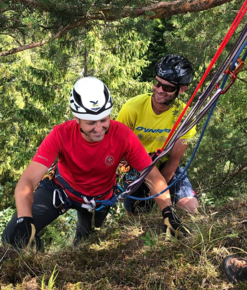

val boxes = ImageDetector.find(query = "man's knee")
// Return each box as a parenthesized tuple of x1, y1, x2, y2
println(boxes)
(176, 196, 199, 213)
(94, 206, 110, 227)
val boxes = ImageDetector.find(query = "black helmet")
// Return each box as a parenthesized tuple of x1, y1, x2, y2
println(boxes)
(154, 54, 194, 85)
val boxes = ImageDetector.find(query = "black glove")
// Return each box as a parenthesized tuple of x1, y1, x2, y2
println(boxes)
(10, 217, 36, 249)
(162, 206, 190, 238)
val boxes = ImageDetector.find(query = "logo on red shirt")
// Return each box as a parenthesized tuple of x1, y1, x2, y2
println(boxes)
(105, 155, 114, 166)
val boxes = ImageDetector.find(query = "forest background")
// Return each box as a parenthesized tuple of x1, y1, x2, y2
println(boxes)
(0, 0, 247, 289)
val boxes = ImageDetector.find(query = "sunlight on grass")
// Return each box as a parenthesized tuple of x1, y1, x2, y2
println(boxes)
(2, 196, 247, 289)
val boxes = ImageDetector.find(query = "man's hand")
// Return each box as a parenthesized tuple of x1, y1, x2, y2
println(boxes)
(10, 217, 36, 249)
(162, 206, 190, 238)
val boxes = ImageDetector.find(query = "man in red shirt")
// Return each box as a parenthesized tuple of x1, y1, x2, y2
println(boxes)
(2, 77, 186, 249)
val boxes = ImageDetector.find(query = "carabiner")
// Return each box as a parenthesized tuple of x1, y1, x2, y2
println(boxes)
(53, 189, 61, 209)
(215, 71, 236, 94)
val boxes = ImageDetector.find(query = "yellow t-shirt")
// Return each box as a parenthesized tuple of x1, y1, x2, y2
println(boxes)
(116, 93, 196, 155)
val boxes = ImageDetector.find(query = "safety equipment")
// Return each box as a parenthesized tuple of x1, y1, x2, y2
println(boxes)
(70, 77, 113, 120)
(154, 54, 194, 86)
(223, 255, 247, 284)
(162, 206, 190, 238)
(153, 77, 177, 92)
(9, 217, 36, 249)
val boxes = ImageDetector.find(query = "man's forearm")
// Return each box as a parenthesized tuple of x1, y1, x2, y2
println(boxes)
(145, 167, 172, 210)
(15, 179, 34, 218)
(161, 161, 178, 183)
(14, 161, 49, 218)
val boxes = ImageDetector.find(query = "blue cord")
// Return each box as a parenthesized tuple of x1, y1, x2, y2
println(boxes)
(121, 100, 219, 201)
(95, 95, 219, 210)
(95, 42, 247, 209)
(231, 39, 247, 70)
(95, 101, 217, 211)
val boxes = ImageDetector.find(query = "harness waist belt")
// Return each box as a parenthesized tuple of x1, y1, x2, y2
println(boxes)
(54, 166, 112, 201)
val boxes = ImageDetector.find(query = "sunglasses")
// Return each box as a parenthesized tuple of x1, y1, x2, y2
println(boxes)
(153, 77, 177, 93)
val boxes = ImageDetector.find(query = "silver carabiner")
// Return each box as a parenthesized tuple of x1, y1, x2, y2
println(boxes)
(53, 189, 63, 209)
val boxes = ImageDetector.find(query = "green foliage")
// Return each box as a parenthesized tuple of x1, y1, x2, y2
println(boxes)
(0, 44, 73, 209)
(0, 207, 15, 240)
(40, 210, 77, 249)
(141, 230, 157, 248)
(78, 18, 152, 117)
(140, 18, 175, 82)
(41, 265, 59, 290)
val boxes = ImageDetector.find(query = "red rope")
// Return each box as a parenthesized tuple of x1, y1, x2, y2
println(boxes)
(159, 0, 247, 153)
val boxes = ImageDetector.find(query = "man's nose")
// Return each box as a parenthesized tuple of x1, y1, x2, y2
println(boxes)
(156, 85, 164, 93)
(94, 122, 104, 131)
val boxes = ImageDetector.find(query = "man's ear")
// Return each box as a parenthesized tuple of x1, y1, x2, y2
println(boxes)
(74, 116, 80, 124)
(179, 85, 187, 94)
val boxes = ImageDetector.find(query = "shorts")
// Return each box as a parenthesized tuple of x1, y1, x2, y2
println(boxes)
(124, 165, 197, 214)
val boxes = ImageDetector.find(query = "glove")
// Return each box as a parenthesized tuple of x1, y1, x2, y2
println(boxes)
(10, 217, 36, 249)
(162, 206, 190, 239)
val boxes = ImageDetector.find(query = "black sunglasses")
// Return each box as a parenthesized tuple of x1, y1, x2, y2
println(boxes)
(153, 77, 177, 93)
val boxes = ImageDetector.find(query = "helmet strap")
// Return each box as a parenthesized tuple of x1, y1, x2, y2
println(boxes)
(106, 124, 110, 134)
(80, 127, 88, 136)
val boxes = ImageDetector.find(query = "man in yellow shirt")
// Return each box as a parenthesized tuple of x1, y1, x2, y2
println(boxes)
(117, 54, 199, 218)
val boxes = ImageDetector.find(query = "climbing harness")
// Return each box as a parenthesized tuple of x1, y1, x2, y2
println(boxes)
(54, 165, 114, 211)
(39, 164, 116, 213)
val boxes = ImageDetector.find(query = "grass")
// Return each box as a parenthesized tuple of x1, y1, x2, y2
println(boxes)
(1, 196, 247, 289)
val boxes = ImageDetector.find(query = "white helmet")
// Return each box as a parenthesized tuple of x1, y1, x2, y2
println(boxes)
(69, 77, 113, 120)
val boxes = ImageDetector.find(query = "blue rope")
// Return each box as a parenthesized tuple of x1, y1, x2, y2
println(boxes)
(95, 40, 247, 210)
(95, 99, 218, 211)
(121, 99, 219, 202)
(231, 39, 247, 70)
(96, 184, 124, 211)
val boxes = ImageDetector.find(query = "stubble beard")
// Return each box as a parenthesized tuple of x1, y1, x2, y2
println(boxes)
(152, 92, 176, 106)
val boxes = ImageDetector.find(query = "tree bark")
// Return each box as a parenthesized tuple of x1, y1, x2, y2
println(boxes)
(14, 0, 234, 19)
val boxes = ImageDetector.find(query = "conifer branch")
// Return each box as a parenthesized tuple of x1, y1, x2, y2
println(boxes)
(0, 0, 235, 56)
(0, 24, 71, 57)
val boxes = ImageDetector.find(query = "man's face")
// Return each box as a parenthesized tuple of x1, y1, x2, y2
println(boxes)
(77, 115, 111, 142)
(152, 76, 178, 106)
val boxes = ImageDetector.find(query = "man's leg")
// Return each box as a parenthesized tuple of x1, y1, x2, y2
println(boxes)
(123, 181, 155, 215)
(2, 185, 60, 248)
(73, 205, 110, 246)
(176, 196, 199, 213)
(168, 167, 199, 213)
(73, 208, 94, 245)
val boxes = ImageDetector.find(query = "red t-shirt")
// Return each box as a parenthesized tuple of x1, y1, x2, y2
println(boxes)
(33, 120, 151, 203)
